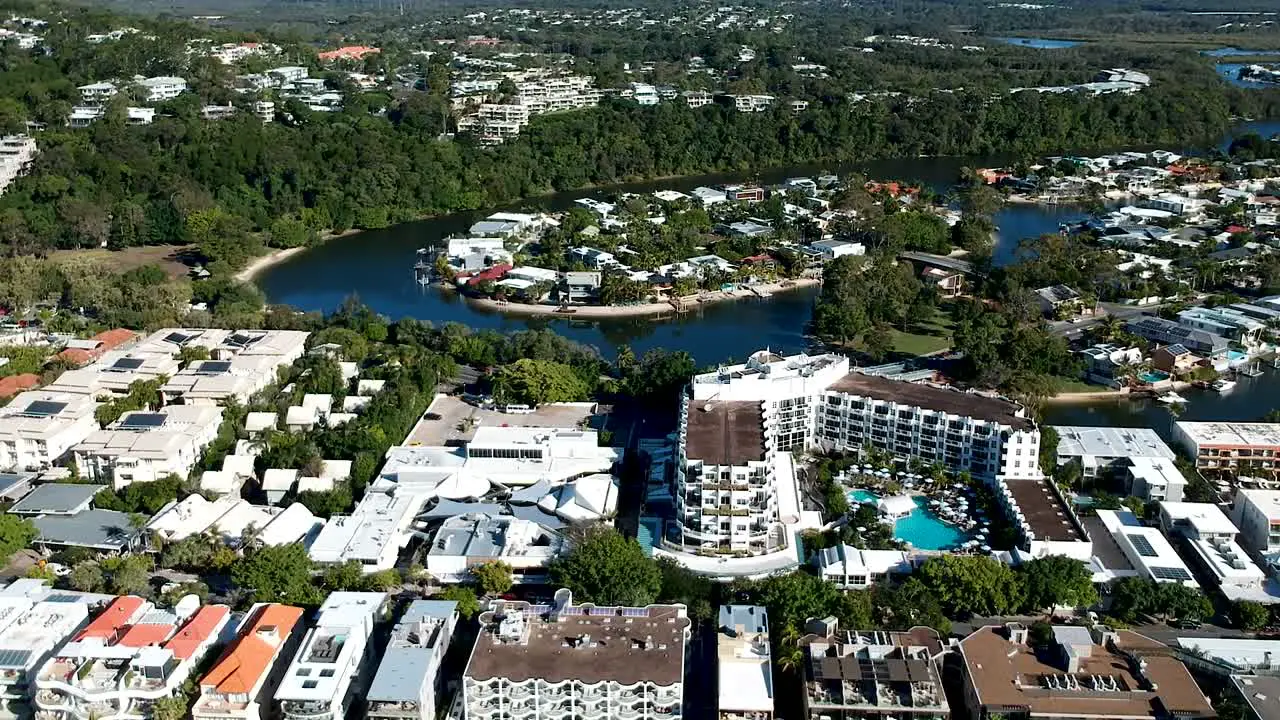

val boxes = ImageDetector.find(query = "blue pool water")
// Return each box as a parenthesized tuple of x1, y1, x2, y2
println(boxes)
(1139, 370, 1170, 383)
(848, 489, 879, 504)
(892, 497, 971, 551)
(1228, 350, 1249, 362)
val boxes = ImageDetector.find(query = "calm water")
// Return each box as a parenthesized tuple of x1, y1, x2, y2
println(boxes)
(991, 36, 1082, 49)
(1203, 47, 1280, 58)
(1215, 62, 1279, 89)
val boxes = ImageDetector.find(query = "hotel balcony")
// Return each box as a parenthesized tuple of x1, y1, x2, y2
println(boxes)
(282, 700, 335, 720)
(368, 700, 421, 718)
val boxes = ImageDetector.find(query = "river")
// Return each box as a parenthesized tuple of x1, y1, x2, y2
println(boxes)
(259, 122, 1280, 424)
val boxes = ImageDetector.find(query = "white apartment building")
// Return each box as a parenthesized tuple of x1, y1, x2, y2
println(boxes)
(1052, 426, 1177, 478)
(0, 135, 37, 195)
(135, 76, 187, 102)
(677, 351, 848, 554)
(73, 405, 224, 488)
(0, 391, 101, 472)
(463, 589, 688, 720)
(800, 623, 948, 720)
(717, 606, 773, 720)
(457, 103, 530, 144)
(731, 95, 774, 112)
(1232, 488, 1280, 560)
(366, 600, 458, 720)
(308, 491, 421, 571)
(515, 75, 600, 113)
(34, 596, 231, 720)
(274, 592, 387, 720)
(1095, 509, 1197, 586)
(1157, 501, 1268, 601)
(815, 374, 1042, 481)
(193, 604, 305, 720)
(151, 328, 309, 405)
(631, 82, 659, 105)
(44, 353, 180, 398)
(0, 597, 93, 719)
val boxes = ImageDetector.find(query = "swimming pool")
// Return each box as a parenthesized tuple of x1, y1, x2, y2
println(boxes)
(847, 489, 879, 504)
(1228, 349, 1249, 363)
(1138, 370, 1170, 384)
(892, 497, 971, 551)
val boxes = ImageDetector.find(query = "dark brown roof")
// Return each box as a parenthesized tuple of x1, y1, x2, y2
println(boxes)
(685, 400, 764, 465)
(959, 626, 1216, 720)
(1005, 478, 1086, 542)
(825, 374, 1033, 431)
(466, 604, 690, 686)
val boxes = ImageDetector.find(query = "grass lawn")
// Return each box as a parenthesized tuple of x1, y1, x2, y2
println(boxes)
(1050, 375, 1105, 394)
(48, 245, 195, 279)
(889, 313, 956, 357)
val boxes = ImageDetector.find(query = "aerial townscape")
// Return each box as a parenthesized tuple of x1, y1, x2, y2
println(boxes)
(5, 0, 1280, 719)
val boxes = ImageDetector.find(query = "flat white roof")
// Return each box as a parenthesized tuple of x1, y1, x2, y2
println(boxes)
(276, 592, 385, 703)
(1128, 456, 1186, 488)
(308, 492, 421, 566)
(1185, 536, 1264, 585)
(1178, 637, 1280, 673)
(1053, 426, 1175, 460)
(1178, 421, 1280, 448)
(0, 391, 99, 442)
(73, 405, 222, 461)
(1235, 488, 1280, 521)
(1096, 509, 1196, 585)
(1159, 501, 1239, 536)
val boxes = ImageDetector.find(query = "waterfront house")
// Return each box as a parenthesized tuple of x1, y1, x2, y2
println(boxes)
(1078, 343, 1143, 384)
(562, 271, 602, 303)
(691, 186, 728, 205)
(1127, 316, 1228, 356)
(811, 239, 866, 261)
(570, 246, 619, 269)
(1151, 344, 1200, 375)
(921, 266, 965, 297)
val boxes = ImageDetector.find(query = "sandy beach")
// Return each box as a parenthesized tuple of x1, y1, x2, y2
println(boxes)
(235, 247, 307, 283)
(1044, 388, 1129, 404)
(465, 278, 821, 318)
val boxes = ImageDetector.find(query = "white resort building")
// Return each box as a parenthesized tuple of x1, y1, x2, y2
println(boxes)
(274, 592, 387, 720)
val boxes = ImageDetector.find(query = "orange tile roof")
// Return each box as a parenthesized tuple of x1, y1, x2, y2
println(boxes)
(200, 604, 304, 695)
(117, 623, 175, 648)
(318, 45, 379, 61)
(55, 348, 92, 367)
(77, 596, 147, 641)
(0, 373, 39, 398)
(92, 328, 137, 352)
(165, 605, 230, 660)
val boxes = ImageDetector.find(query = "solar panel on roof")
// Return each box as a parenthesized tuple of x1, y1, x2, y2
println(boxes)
(227, 332, 262, 347)
(21, 400, 67, 417)
(109, 358, 145, 371)
(0, 649, 31, 668)
(118, 412, 166, 430)
(1128, 534, 1158, 558)
(44, 594, 82, 603)
(164, 331, 196, 345)
(1151, 566, 1192, 582)
(196, 360, 232, 374)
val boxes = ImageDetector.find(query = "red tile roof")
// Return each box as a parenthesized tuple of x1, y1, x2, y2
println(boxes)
(165, 605, 230, 660)
(0, 373, 39, 399)
(55, 328, 137, 367)
(318, 45, 380, 61)
(467, 263, 512, 286)
(200, 605, 304, 694)
(77, 596, 147, 641)
(117, 623, 175, 648)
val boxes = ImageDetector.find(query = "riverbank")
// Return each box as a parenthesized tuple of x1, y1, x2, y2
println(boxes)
(465, 278, 822, 318)
(236, 247, 307, 283)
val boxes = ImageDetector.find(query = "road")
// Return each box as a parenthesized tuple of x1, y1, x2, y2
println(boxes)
(1049, 297, 1207, 341)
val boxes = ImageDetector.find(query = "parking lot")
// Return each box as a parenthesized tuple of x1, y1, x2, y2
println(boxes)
(404, 394, 601, 446)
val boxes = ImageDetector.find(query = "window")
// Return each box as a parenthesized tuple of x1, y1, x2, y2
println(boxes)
(296, 669, 310, 677)
(320, 669, 335, 678)
(303, 680, 319, 689)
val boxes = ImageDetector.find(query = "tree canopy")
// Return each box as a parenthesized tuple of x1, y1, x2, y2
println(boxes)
(549, 525, 662, 607)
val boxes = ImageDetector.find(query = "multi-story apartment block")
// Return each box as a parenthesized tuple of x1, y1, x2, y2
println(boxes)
(1232, 488, 1280, 559)
(1158, 501, 1267, 601)
(677, 351, 848, 554)
(153, 329, 309, 405)
(457, 103, 530, 144)
(1176, 422, 1280, 475)
(463, 589, 689, 720)
(193, 604, 305, 720)
(958, 623, 1215, 720)
(73, 405, 224, 489)
(34, 596, 231, 720)
(0, 391, 101, 472)
(718, 606, 772, 720)
(366, 600, 458, 720)
(675, 350, 1056, 559)
(274, 592, 387, 720)
(815, 373, 1042, 480)
(515, 76, 600, 113)
(799, 622, 948, 720)
(683, 90, 712, 108)
(76, 82, 116, 105)
(0, 597, 95, 718)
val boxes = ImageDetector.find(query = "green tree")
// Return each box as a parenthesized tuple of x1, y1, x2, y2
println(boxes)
(472, 560, 514, 596)
(917, 555, 1024, 617)
(1230, 600, 1269, 631)
(69, 561, 105, 592)
(151, 694, 190, 720)
(1018, 555, 1098, 613)
(232, 544, 322, 606)
(491, 358, 591, 406)
(550, 526, 661, 607)
(440, 585, 481, 619)
(0, 514, 36, 562)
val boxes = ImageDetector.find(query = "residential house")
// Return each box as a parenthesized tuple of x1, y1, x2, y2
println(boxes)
(193, 604, 306, 720)
(274, 592, 388, 720)
(365, 601, 458, 720)
(1152, 344, 1201, 375)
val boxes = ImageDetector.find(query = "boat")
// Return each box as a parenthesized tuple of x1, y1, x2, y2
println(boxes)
(1211, 379, 1236, 393)
(1157, 391, 1188, 404)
